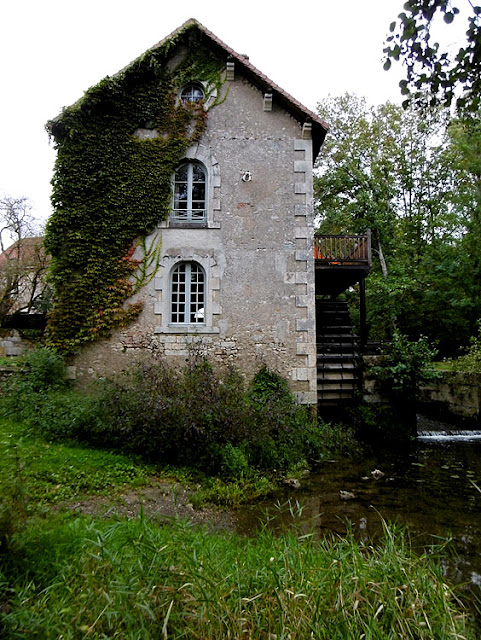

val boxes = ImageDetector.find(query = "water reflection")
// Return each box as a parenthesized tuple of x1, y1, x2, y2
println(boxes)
(234, 439, 481, 588)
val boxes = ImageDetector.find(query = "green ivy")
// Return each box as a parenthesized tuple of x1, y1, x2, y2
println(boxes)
(45, 24, 225, 354)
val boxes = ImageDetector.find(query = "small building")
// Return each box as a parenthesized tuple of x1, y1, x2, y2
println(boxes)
(46, 19, 370, 404)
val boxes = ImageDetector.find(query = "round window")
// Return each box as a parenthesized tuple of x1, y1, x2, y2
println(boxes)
(180, 84, 204, 104)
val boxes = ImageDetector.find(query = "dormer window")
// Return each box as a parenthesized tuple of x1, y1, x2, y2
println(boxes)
(172, 161, 207, 225)
(180, 83, 204, 104)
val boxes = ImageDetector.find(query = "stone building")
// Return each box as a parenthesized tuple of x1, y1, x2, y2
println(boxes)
(49, 19, 329, 404)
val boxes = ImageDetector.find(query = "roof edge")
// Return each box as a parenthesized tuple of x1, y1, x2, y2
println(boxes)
(150, 19, 328, 156)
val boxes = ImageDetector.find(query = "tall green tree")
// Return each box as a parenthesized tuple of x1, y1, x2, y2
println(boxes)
(315, 94, 469, 353)
(444, 115, 481, 326)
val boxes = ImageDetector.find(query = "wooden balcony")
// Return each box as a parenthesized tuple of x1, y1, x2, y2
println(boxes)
(314, 232, 371, 296)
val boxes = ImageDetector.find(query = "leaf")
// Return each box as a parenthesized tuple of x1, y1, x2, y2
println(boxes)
(443, 12, 454, 23)
(389, 21, 397, 32)
(383, 59, 392, 71)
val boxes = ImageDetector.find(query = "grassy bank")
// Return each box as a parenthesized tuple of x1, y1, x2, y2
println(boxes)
(0, 419, 477, 638)
(1, 512, 474, 639)
(0, 351, 477, 637)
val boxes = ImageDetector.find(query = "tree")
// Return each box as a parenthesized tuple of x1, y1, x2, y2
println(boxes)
(443, 115, 481, 326)
(384, 0, 481, 112)
(315, 95, 469, 353)
(0, 197, 48, 321)
(315, 95, 455, 273)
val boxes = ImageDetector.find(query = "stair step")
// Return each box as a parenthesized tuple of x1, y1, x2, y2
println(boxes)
(317, 346, 359, 354)
(318, 372, 358, 381)
(317, 324, 353, 331)
(317, 391, 358, 401)
(318, 376, 357, 383)
(316, 300, 360, 405)
(318, 363, 359, 371)
(317, 353, 358, 368)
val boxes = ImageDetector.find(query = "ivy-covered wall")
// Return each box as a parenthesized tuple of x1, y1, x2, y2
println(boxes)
(45, 24, 225, 354)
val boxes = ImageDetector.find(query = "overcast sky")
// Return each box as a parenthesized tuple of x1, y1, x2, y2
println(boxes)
(0, 0, 462, 223)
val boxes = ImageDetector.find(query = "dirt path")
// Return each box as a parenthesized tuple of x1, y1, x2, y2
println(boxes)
(67, 477, 235, 532)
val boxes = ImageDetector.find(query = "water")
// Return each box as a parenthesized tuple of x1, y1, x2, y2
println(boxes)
(234, 435, 481, 588)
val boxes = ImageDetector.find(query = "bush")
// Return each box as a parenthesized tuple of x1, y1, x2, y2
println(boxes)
(19, 348, 67, 392)
(453, 319, 481, 372)
(0, 348, 99, 440)
(370, 331, 438, 396)
(1, 354, 351, 475)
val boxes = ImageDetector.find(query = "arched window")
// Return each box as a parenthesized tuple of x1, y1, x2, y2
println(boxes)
(172, 161, 207, 224)
(180, 84, 204, 104)
(171, 262, 205, 324)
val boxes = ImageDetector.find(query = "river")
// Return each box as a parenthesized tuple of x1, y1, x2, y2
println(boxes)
(234, 427, 481, 589)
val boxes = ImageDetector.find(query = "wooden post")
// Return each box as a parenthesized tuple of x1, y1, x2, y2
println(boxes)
(360, 277, 367, 349)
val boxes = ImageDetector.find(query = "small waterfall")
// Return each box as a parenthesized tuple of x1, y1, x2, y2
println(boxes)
(417, 413, 481, 441)
(418, 430, 481, 441)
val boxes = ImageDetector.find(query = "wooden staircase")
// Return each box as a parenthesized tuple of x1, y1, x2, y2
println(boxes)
(316, 299, 361, 406)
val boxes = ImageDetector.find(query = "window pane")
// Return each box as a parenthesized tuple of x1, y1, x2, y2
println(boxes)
(172, 162, 207, 223)
(180, 85, 204, 103)
(171, 262, 205, 324)
(192, 164, 205, 181)
(192, 184, 205, 201)
(176, 165, 188, 180)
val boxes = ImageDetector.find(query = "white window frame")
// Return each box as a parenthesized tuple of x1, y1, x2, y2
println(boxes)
(170, 261, 205, 325)
(171, 161, 207, 226)
(180, 83, 205, 104)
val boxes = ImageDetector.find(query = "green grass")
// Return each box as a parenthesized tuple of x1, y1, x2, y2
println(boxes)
(0, 420, 153, 507)
(0, 418, 477, 638)
(1, 514, 475, 639)
(0, 355, 24, 369)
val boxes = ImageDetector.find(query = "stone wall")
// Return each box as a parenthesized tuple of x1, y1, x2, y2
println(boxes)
(418, 371, 481, 424)
(71, 70, 318, 403)
(0, 330, 28, 357)
(362, 356, 481, 425)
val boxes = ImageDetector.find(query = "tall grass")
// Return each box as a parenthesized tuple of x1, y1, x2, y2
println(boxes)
(0, 515, 474, 639)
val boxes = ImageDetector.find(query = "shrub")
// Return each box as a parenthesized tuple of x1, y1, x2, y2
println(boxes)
(453, 319, 481, 372)
(1, 354, 350, 475)
(19, 348, 68, 392)
(370, 331, 438, 396)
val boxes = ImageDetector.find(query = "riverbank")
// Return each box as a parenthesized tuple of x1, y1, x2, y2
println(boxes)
(1, 419, 478, 638)
(2, 512, 473, 639)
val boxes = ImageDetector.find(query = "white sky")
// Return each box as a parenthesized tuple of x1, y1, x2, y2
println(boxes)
(0, 0, 467, 223)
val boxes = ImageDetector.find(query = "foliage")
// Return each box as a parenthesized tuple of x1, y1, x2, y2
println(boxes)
(0, 515, 474, 638)
(0, 353, 336, 475)
(315, 94, 480, 354)
(453, 319, 481, 372)
(44, 23, 226, 354)
(0, 196, 48, 320)
(315, 95, 455, 273)
(383, 0, 481, 112)
(18, 347, 67, 392)
(0, 437, 27, 558)
(370, 331, 438, 395)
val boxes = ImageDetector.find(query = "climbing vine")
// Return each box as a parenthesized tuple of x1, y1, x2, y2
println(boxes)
(45, 23, 225, 354)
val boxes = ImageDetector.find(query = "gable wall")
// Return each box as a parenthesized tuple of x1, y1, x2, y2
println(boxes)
(72, 74, 317, 403)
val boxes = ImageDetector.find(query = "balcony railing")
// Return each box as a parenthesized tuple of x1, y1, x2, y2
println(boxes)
(314, 232, 371, 267)
(170, 209, 207, 225)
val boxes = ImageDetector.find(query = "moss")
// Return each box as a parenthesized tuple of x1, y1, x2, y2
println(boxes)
(45, 24, 225, 354)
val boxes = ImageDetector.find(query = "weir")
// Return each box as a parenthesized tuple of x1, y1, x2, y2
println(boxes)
(418, 430, 481, 441)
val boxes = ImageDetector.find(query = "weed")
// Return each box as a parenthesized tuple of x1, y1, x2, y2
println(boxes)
(0, 516, 474, 639)
(0, 351, 358, 476)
